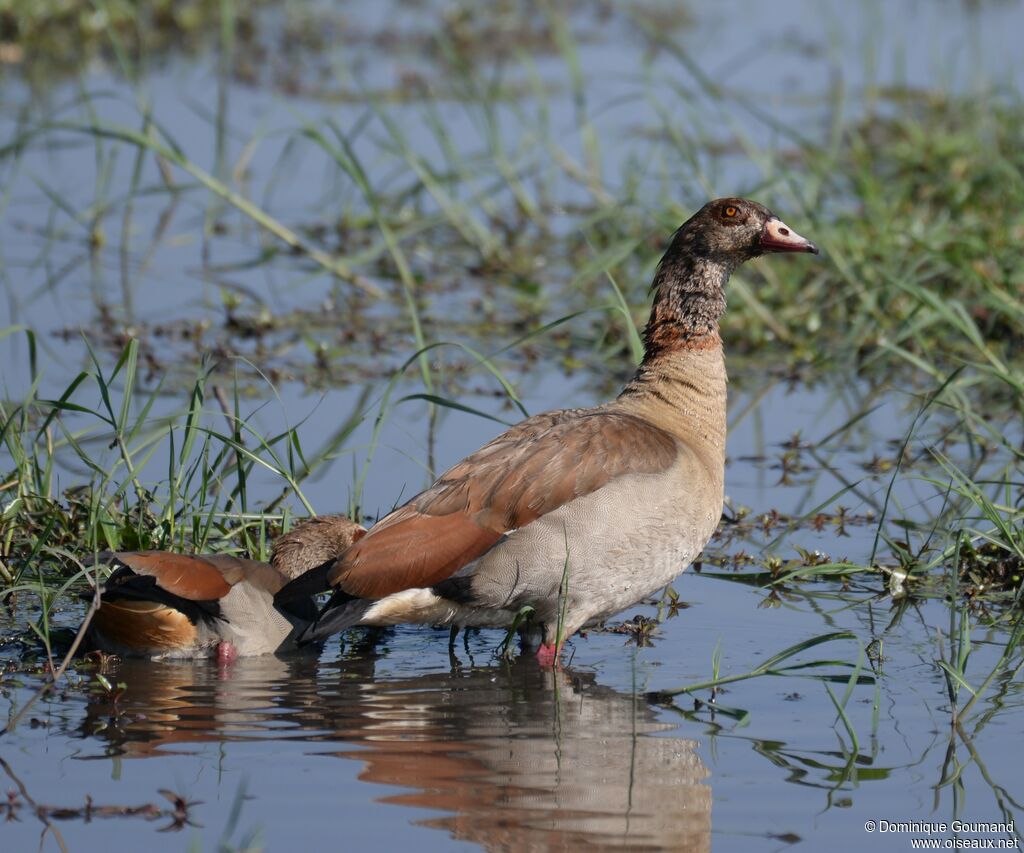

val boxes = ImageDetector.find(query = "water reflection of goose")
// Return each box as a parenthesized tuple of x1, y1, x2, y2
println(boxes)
(77, 645, 711, 850)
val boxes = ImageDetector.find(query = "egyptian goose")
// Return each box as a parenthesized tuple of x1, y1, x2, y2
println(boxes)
(278, 198, 818, 664)
(87, 514, 365, 661)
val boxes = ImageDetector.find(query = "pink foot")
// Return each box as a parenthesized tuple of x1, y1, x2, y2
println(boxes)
(216, 641, 238, 665)
(535, 642, 561, 668)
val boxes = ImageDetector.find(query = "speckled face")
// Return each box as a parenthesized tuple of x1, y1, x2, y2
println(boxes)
(692, 197, 818, 261)
(698, 198, 773, 259)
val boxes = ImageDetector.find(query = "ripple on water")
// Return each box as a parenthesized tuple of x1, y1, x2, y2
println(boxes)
(5, 639, 710, 851)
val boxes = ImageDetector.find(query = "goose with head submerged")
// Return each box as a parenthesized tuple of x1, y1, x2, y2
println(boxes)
(88, 514, 366, 662)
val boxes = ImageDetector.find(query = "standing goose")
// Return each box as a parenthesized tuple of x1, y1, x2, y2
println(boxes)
(88, 514, 365, 661)
(279, 198, 818, 664)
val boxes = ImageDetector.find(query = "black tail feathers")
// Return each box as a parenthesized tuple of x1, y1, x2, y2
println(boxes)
(273, 560, 335, 607)
(295, 591, 372, 645)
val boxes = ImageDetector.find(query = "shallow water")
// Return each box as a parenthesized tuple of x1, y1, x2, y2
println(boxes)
(3, 372, 1020, 850)
(3, 561, 1020, 851)
(2, 1, 1023, 851)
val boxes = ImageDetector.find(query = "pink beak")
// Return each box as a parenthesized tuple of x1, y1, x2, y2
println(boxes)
(760, 217, 819, 254)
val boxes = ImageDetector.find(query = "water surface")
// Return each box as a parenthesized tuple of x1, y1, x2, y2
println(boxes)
(2, 2, 1023, 851)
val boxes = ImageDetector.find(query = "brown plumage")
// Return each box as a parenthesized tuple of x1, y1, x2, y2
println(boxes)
(88, 514, 365, 659)
(339, 411, 677, 599)
(286, 197, 819, 663)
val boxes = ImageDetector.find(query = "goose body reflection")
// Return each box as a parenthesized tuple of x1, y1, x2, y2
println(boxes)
(77, 638, 710, 850)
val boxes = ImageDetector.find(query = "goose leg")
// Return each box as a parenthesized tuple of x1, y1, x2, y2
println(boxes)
(216, 641, 238, 665)
(535, 642, 561, 668)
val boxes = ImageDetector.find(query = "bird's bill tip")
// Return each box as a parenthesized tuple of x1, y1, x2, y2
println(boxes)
(760, 217, 819, 254)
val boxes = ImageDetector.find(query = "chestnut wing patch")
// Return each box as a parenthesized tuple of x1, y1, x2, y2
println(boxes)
(332, 409, 678, 599)
(98, 553, 285, 627)
(102, 552, 245, 601)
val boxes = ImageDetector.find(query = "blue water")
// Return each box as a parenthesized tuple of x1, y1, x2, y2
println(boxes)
(2, 1, 1023, 851)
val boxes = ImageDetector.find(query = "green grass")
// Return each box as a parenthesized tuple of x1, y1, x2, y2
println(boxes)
(0, 0, 274, 80)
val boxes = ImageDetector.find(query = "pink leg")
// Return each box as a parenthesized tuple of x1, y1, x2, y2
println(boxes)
(535, 642, 561, 668)
(216, 641, 238, 665)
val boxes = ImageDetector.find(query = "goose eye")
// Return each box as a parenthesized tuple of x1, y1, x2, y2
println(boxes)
(724, 206, 737, 218)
